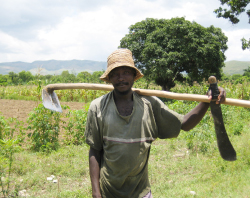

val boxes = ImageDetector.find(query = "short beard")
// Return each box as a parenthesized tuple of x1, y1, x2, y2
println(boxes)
(113, 82, 133, 95)
(114, 88, 131, 95)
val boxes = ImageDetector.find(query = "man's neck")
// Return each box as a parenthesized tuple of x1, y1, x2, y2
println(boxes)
(113, 89, 133, 102)
(113, 89, 134, 116)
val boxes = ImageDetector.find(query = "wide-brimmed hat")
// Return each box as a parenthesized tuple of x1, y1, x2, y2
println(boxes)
(100, 48, 144, 83)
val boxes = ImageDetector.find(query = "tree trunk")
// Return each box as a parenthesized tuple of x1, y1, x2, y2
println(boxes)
(161, 85, 170, 91)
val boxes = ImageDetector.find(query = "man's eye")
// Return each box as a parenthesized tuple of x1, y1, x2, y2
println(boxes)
(111, 73, 118, 77)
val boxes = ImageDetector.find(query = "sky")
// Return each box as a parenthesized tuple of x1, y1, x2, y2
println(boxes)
(0, 0, 249, 63)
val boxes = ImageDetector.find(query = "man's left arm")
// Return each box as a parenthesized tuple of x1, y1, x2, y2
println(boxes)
(181, 87, 226, 131)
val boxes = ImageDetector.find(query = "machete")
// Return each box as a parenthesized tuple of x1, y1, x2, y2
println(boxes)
(42, 80, 248, 161)
(208, 76, 236, 161)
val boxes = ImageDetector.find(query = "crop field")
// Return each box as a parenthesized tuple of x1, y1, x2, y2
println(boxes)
(1, 80, 250, 197)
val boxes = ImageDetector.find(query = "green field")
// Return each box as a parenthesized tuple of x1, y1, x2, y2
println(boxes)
(1, 81, 250, 197)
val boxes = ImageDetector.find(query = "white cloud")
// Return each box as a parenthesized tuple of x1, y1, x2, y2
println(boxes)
(0, 0, 249, 63)
(0, 31, 41, 62)
(224, 29, 250, 61)
(36, 7, 127, 61)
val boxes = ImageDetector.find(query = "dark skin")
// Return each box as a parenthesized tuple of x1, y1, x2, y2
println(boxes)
(89, 148, 102, 198)
(89, 66, 226, 198)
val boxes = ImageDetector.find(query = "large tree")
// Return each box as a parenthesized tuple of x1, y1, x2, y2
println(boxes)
(119, 17, 228, 90)
(18, 70, 34, 84)
(8, 72, 19, 85)
(214, 0, 250, 50)
(77, 71, 91, 82)
(61, 70, 77, 83)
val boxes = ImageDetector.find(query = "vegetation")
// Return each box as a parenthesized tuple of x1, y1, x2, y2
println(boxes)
(0, 70, 104, 86)
(1, 57, 250, 197)
(1, 61, 249, 89)
(214, 0, 250, 24)
(63, 105, 89, 145)
(0, 115, 24, 197)
(214, 0, 250, 50)
(0, 11, 249, 196)
(120, 17, 228, 90)
(0, 76, 250, 197)
(243, 66, 250, 77)
(0, 77, 157, 103)
(27, 104, 66, 152)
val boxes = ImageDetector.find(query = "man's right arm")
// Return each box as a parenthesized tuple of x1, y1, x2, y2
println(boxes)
(89, 147, 102, 198)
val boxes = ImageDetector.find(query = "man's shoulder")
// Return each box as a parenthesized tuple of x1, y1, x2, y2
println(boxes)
(89, 91, 112, 112)
(134, 92, 162, 105)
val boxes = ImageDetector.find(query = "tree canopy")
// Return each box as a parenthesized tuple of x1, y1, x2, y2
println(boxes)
(243, 66, 250, 77)
(214, 0, 250, 50)
(18, 71, 34, 83)
(0, 74, 8, 86)
(214, 0, 250, 24)
(119, 17, 228, 90)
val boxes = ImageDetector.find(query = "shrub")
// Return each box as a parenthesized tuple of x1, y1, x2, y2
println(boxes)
(63, 105, 89, 145)
(27, 104, 67, 152)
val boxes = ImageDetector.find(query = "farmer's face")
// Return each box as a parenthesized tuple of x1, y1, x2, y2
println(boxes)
(109, 66, 136, 95)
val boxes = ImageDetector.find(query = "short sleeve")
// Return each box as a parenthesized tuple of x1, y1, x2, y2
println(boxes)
(148, 96, 184, 139)
(85, 105, 103, 151)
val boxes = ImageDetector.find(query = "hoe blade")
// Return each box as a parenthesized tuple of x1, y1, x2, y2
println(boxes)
(42, 89, 62, 112)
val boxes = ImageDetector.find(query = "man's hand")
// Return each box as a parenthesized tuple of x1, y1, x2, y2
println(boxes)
(181, 87, 226, 131)
(207, 87, 226, 104)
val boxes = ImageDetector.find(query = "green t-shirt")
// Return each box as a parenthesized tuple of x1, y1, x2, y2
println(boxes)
(85, 91, 183, 198)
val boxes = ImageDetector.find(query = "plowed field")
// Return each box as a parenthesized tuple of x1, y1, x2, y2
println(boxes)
(0, 99, 85, 123)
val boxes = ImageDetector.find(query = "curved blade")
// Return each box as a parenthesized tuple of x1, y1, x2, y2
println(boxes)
(42, 89, 62, 112)
(210, 101, 236, 161)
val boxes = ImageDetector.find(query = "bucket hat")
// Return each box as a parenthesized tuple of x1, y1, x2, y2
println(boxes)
(100, 48, 144, 83)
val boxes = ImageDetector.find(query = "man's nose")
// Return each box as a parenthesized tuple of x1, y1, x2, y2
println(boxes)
(117, 73, 125, 81)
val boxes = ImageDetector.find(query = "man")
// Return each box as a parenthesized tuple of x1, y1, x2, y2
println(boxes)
(85, 48, 225, 198)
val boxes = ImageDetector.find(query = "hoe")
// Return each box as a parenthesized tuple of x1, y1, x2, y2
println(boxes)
(42, 76, 250, 161)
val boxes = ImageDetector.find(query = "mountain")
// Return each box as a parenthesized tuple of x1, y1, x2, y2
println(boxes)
(222, 60, 250, 75)
(0, 59, 249, 76)
(0, 60, 106, 75)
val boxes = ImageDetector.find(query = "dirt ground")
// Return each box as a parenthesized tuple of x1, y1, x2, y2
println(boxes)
(0, 99, 85, 123)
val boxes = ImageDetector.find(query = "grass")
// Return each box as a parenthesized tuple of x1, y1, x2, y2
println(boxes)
(3, 129, 249, 198)
(149, 132, 250, 198)
(1, 81, 250, 197)
(3, 101, 250, 198)
(9, 144, 92, 197)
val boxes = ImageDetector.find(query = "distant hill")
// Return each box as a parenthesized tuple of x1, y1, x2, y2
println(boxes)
(223, 60, 250, 75)
(0, 59, 249, 76)
(0, 60, 106, 75)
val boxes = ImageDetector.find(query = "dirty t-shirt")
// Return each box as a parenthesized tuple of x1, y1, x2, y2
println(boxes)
(85, 91, 184, 198)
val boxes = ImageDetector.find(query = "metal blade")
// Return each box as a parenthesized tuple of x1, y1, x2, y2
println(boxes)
(210, 101, 236, 161)
(42, 89, 62, 112)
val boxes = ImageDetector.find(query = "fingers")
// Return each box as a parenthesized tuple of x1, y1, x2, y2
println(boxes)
(208, 94, 212, 101)
(216, 95, 221, 104)
(217, 87, 226, 104)
(206, 89, 213, 101)
(207, 87, 226, 104)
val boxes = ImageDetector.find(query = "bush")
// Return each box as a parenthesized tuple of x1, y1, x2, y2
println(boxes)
(27, 104, 67, 152)
(63, 105, 89, 145)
